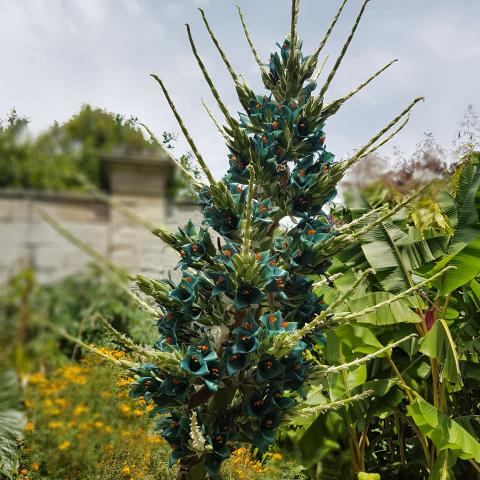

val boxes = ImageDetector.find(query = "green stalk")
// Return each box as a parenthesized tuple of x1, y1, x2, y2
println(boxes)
(268, 268, 374, 358)
(96, 314, 184, 376)
(37, 318, 137, 371)
(313, 334, 416, 375)
(313, 54, 329, 81)
(242, 165, 256, 256)
(328, 266, 455, 326)
(236, 5, 266, 73)
(151, 74, 216, 186)
(36, 207, 128, 280)
(294, 268, 374, 339)
(323, 58, 398, 115)
(362, 114, 410, 158)
(343, 97, 424, 170)
(318, 0, 370, 99)
(299, 266, 454, 340)
(185, 24, 235, 125)
(311, 0, 349, 63)
(201, 98, 229, 141)
(198, 8, 238, 82)
(284, 390, 374, 423)
(335, 204, 387, 233)
(76, 174, 157, 231)
(36, 207, 161, 317)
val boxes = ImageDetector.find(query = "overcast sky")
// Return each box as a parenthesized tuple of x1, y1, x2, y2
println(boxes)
(1, 0, 479, 177)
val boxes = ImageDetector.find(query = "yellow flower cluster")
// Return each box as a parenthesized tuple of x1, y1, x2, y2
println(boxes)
(227, 447, 267, 479)
(96, 346, 126, 359)
(58, 365, 88, 385)
(20, 353, 288, 480)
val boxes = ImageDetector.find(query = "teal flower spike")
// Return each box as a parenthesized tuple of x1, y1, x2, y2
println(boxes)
(128, 0, 414, 475)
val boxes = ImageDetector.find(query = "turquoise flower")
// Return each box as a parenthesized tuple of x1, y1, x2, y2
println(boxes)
(180, 347, 213, 376)
(233, 284, 264, 310)
(232, 328, 260, 354)
(224, 347, 249, 376)
(256, 356, 286, 384)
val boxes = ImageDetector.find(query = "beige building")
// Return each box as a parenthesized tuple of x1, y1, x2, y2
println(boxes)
(0, 150, 201, 283)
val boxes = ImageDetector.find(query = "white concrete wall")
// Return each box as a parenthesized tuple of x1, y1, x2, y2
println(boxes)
(0, 190, 202, 284)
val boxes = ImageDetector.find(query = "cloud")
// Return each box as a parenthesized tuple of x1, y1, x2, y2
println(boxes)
(0, 0, 479, 177)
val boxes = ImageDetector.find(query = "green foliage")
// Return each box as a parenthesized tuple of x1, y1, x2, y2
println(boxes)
(281, 154, 480, 479)
(0, 105, 156, 191)
(0, 266, 155, 370)
(0, 370, 25, 479)
(18, 355, 177, 480)
(407, 398, 480, 463)
(8, 1, 478, 479)
(419, 320, 461, 383)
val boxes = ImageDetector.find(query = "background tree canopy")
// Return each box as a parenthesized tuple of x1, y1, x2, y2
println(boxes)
(0, 105, 157, 191)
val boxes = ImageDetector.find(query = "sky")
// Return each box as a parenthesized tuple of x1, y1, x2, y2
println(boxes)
(1, 0, 479, 178)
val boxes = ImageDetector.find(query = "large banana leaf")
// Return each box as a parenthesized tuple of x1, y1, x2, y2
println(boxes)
(339, 291, 423, 325)
(429, 158, 480, 293)
(428, 450, 456, 480)
(342, 191, 450, 293)
(418, 319, 461, 384)
(407, 398, 480, 463)
(449, 156, 480, 251)
(431, 237, 480, 294)
(0, 369, 25, 479)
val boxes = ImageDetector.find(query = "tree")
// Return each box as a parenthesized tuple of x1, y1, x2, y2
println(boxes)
(454, 104, 480, 157)
(0, 105, 158, 191)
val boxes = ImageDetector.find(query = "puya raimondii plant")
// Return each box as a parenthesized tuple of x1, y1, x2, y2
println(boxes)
(69, 1, 452, 479)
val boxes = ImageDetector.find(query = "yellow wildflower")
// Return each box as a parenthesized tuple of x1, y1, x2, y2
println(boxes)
(20, 468, 28, 475)
(28, 372, 47, 385)
(47, 421, 63, 429)
(32, 463, 40, 471)
(25, 422, 34, 432)
(146, 435, 164, 445)
(45, 407, 61, 416)
(116, 377, 131, 387)
(119, 403, 131, 415)
(59, 365, 87, 385)
(133, 409, 143, 418)
(54, 398, 68, 408)
(121, 464, 131, 476)
(58, 441, 71, 451)
(73, 405, 88, 416)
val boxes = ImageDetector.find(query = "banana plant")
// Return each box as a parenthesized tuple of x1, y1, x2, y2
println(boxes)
(283, 154, 480, 479)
